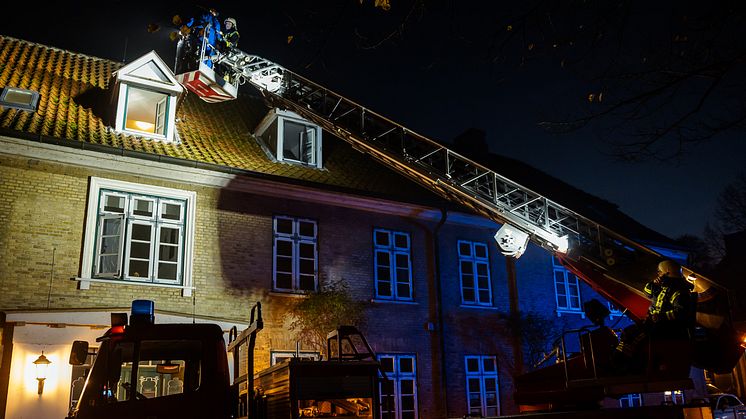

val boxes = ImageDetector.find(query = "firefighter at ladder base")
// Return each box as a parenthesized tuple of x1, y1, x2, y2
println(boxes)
(612, 260, 697, 372)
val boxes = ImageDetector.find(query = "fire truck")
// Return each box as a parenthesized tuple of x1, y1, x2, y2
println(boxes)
(69, 22, 744, 418)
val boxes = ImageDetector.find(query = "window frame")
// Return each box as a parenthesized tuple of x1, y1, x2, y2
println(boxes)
(619, 393, 643, 408)
(119, 84, 172, 139)
(272, 216, 318, 293)
(378, 353, 418, 419)
(373, 228, 414, 302)
(552, 256, 583, 315)
(464, 355, 500, 417)
(80, 178, 196, 296)
(255, 109, 324, 168)
(458, 240, 492, 306)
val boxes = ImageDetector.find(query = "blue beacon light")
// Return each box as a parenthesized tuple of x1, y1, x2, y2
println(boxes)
(131, 300, 155, 325)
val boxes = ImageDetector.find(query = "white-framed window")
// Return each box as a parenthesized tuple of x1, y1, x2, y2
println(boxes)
(273, 216, 318, 293)
(379, 354, 418, 419)
(373, 229, 413, 301)
(80, 178, 196, 296)
(552, 256, 582, 314)
(465, 355, 499, 417)
(458, 241, 492, 306)
(664, 390, 685, 405)
(255, 109, 323, 168)
(113, 51, 183, 142)
(619, 393, 642, 408)
(270, 350, 321, 365)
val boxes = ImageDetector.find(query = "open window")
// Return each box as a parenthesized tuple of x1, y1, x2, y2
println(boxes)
(113, 51, 183, 142)
(255, 109, 323, 168)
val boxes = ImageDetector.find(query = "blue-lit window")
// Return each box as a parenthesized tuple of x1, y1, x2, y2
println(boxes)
(373, 229, 413, 301)
(378, 354, 418, 419)
(552, 256, 581, 313)
(273, 216, 317, 293)
(465, 355, 499, 416)
(458, 241, 492, 306)
(619, 393, 642, 408)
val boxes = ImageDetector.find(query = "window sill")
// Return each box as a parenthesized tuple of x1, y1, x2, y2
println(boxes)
(370, 298, 418, 305)
(74, 277, 193, 297)
(459, 304, 499, 311)
(556, 309, 585, 318)
(269, 291, 310, 298)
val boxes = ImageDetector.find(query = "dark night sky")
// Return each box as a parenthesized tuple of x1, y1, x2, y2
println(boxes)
(4, 1, 745, 240)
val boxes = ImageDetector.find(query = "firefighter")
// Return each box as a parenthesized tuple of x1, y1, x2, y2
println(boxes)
(611, 260, 696, 372)
(222, 17, 240, 50)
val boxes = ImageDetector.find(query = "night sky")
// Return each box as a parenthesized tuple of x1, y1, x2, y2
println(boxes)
(4, 1, 745, 240)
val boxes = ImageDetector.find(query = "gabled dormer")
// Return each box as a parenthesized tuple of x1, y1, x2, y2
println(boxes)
(254, 109, 323, 168)
(113, 51, 183, 142)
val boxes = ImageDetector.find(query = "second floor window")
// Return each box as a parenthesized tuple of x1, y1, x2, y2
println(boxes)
(458, 241, 492, 306)
(273, 216, 318, 292)
(374, 229, 413, 301)
(553, 256, 581, 312)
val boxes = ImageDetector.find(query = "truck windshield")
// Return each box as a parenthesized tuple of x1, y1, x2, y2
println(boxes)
(109, 339, 202, 401)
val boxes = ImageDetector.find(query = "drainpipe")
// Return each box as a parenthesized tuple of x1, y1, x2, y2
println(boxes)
(433, 208, 449, 417)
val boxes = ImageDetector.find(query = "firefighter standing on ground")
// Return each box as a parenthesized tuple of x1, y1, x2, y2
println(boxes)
(612, 260, 696, 369)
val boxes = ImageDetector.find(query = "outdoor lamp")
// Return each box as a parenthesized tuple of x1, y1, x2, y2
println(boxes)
(33, 352, 51, 395)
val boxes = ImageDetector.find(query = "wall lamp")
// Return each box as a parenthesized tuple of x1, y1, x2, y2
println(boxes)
(33, 352, 51, 395)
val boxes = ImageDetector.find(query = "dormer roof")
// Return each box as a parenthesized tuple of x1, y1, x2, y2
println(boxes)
(115, 50, 183, 95)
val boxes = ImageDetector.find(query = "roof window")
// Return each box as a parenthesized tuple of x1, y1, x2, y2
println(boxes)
(0, 87, 40, 112)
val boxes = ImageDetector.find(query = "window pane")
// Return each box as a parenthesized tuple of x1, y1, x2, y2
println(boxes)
(159, 245, 178, 262)
(476, 263, 488, 276)
(276, 273, 292, 289)
(478, 290, 491, 303)
(395, 253, 409, 269)
(477, 276, 490, 289)
(101, 235, 121, 254)
(131, 223, 152, 241)
(161, 202, 182, 221)
(400, 394, 414, 411)
(377, 267, 391, 281)
(160, 227, 179, 244)
(466, 357, 479, 373)
(276, 218, 293, 235)
(394, 233, 409, 249)
(380, 357, 394, 373)
(299, 259, 314, 275)
(484, 377, 497, 392)
(128, 260, 149, 278)
(397, 283, 411, 299)
(474, 244, 487, 259)
(104, 195, 125, 213)
(377, 281, 391, 297)
(130, 241, 151, 259)
(468, 378, 481, 392)
(125, 87, 169, 134)
(399, 357, 414, 373)
(462, 273, 474, 288)
(133, 199, 153, 217)
(463, 288, 475, 302)
(276, 256, 292, 273)
(375, 230, 390, 247)
(299, 242, 314, 259)
(400, 380, 414, 394)
(376, 252, 390, 266)
(298, 221, 315, 238)
(277, 240, 292, 256)
(299, 275, 315, 291)
(158, 263, 177, 280)
(283, 120, 313, 162)
(458, 241, 471, 256)
(483, 358, 496, 372)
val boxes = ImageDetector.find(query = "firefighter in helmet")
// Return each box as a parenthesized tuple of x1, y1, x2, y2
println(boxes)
(222, 17, 240, 50)
(611, 259, 696, 371)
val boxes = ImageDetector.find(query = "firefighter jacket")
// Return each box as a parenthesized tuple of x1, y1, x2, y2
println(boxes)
(644, 275, 695, 325)
(224, 28, 240, 48)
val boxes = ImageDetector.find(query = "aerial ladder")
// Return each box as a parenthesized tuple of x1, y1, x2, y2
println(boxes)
(175, 27, 743, 406)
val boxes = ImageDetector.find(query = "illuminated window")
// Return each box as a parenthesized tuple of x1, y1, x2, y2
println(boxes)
(273, 216, 318, 292)
(113, 51, 183, 142)
(465, 355, 500, 416)
(552, 256, 582, 314)
(378, 354, 418, 419)
(619, 393, 642, 408)
(458, 241, 492, 306)
(373, 229, 413, 301)
(123, 86, 169, 136)
(0, 86, 40, 111)
(664, 390, 685, 405)
(79, 178, 196, 295)
(255, 109, 323, 168)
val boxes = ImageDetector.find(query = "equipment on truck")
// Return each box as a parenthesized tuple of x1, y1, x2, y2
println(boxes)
(67, 300, 383, 419)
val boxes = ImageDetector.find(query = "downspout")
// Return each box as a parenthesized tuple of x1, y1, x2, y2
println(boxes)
(433, 208, 449, 417)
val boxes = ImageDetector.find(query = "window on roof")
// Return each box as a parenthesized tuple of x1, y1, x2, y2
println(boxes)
(123, 86, 169, 136)
(255, 109, 323, 168)
(79, 178, 196, 296)
(0, 87, 40, 112)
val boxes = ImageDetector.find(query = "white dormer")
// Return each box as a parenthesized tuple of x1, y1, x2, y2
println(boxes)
(255, 109, 323, 168)
(113, 51, 183, 142)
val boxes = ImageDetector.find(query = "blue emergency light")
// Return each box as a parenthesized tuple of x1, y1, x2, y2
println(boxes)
(130, 300, 155, 325)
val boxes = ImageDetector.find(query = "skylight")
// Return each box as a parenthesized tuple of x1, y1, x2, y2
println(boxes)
(0, 87, 40, 112)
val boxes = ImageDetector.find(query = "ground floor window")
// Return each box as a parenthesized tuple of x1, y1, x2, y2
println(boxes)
(378, 354, 418, 419)
(465, 355, 499, 416)
(664, 390, 685, 405)
(619, 393, 642, 408)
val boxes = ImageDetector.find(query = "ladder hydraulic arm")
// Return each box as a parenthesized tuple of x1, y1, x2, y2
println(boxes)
(205, 48, 742, 372)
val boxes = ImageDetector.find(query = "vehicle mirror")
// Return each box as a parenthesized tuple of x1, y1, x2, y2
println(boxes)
(156, 361, 181, 375)
(69, 341, 89, 365)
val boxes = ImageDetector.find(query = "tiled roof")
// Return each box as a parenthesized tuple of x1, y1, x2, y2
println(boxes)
(0, 35, 441, 204)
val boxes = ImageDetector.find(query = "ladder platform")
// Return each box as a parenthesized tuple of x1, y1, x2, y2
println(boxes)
(176, 61, 237, 103)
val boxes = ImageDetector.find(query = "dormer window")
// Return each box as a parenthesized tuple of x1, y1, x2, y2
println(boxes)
(255, 109, 323, 168)
(113, 51, 183, 142)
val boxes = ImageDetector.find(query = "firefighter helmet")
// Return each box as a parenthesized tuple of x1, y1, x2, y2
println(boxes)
(657, 260, 682, 278)
(224, 18, 237, 29)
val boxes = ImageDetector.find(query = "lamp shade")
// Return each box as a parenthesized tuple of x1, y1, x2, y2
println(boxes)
(33, 352, 51, 381)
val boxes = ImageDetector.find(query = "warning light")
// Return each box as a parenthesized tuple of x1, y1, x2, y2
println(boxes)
(131, 300, 155, 325)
